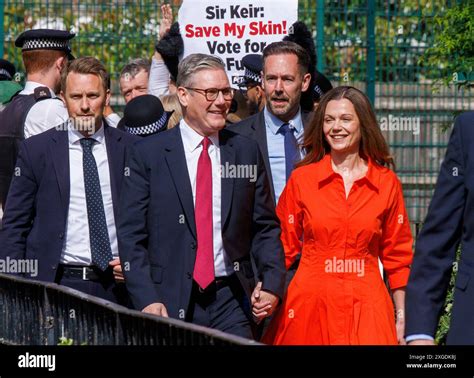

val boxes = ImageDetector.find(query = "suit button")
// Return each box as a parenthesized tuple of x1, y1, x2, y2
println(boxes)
(190, 242, 196, 250)
(186, 272, 192, 279)
(51, 265, 56, 270)
(59, 232, 64, 239)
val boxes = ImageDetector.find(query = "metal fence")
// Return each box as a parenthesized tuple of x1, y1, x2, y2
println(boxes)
(0, 273, 256, 345)
(1, 0, 473, 225)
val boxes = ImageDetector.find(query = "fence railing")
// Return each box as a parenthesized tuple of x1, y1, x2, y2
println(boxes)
(0, 273, 258, 346)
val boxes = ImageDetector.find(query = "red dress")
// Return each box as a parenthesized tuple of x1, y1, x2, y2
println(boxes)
(262, 155, 413, 345)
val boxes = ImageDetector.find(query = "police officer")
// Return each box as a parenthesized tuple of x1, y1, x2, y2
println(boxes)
(0, 29, 75, 210)
(119, 94, 173, 136)
(238, 54, 265, 116)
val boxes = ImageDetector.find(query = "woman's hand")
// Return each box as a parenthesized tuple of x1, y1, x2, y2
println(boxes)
(392, 288, 406, 345)
(396, 309, 406, 345)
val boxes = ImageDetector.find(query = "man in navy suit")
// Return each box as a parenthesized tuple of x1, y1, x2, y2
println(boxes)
(118, 54, 286, 338)
(0, 57, 137, 305)
(229, 41, 313, 292)
(229, 41, 312, 205)
(406, 112, 474, 345)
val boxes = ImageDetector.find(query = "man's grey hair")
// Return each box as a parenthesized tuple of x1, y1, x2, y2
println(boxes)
(120, 58, 150, 79)
(176, 54, 225, 88)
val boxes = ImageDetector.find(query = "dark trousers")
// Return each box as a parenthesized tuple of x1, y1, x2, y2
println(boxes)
(186, 275, 254, 339)
(55, 265, 130, 307)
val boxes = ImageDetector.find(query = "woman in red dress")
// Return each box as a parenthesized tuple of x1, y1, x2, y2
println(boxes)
(262, 86, 413, 345)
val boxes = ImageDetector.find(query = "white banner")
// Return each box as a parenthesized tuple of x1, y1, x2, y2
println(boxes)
(178, 0, 298, 86)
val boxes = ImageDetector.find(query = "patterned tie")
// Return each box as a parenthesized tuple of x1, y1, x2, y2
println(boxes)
(193, 137, 215, 290)
(80, 138, 113, 271)
(278, 123, 300, 181)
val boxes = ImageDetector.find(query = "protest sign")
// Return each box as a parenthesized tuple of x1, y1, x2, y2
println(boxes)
(178, 0, 298, 86)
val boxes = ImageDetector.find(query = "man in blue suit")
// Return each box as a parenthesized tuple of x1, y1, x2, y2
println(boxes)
(0, 57, 137, 305)
(406, 111, 474, 345)
(118, 54, 286, 338)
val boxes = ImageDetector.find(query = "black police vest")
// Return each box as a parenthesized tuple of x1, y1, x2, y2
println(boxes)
(0, 86, 55, 209)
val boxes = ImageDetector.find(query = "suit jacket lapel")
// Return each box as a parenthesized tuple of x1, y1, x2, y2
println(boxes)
(253, 111, 275, 204)
(104, 124, 123, 219)
(219, 130, 235, 229)
(164, 126, 197, 239)
(50, 127, 70, 222)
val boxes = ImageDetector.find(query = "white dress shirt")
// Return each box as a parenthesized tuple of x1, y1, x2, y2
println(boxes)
(61, 122, 119, 265)
(179, 120, 234, 277)
(20, 81, 69, 139)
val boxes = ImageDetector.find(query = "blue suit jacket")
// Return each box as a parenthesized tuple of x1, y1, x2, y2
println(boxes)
(0, 124, 138, 282)
(406, 112, 474, 344)
(117, 124, 286, 317)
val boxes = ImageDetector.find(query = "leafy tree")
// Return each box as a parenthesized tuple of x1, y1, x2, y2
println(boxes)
(419, 1, 474, 89)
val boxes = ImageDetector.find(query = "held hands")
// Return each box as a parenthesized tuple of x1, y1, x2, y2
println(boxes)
(142, 302, 169, 317)
(251, 281, 279, 321)
(396, 319, 406, 345)
(395, 308, 406, 345)
(396, 308, 436, 345)
(109, 258, 124, 282)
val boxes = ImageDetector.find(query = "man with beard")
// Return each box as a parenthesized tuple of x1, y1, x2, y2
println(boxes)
(0, 57, 137, 304)
(228, 41, 312, 300)
(229, 41, 311, 204)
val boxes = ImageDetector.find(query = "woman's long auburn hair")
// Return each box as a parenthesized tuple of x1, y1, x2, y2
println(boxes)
(297, 86, 394, 169)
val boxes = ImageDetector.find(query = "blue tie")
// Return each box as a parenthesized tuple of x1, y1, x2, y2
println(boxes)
(278, 123, 299, 181)
(80, 138, 113, 271)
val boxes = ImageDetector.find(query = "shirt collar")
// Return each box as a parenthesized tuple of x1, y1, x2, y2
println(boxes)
(263, 106, 303, 135)
(317, 154, 381, 191)
(179, 119, 220, 152)
(68, 120, 105, 146)
(23, 81, 57, 98)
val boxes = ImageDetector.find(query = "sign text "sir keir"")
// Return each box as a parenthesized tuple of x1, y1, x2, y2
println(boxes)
(206, 5, 265, 19)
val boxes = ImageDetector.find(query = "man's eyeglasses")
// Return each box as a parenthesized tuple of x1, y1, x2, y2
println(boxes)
(184, 87, 234, 101)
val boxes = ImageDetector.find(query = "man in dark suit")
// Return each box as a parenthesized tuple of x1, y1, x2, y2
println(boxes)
(229, 42, 312, 292)
(229, 41, 311, 205)
(406, 112, 474, 345)
(0, 57, 137, 305)
(118, 53, 286, 338)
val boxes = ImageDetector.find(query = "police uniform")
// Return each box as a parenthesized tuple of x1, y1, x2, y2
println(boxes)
(119, 94, 172, 137)
(240, 53, 263, 87)
(0, 29, 74, 209)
